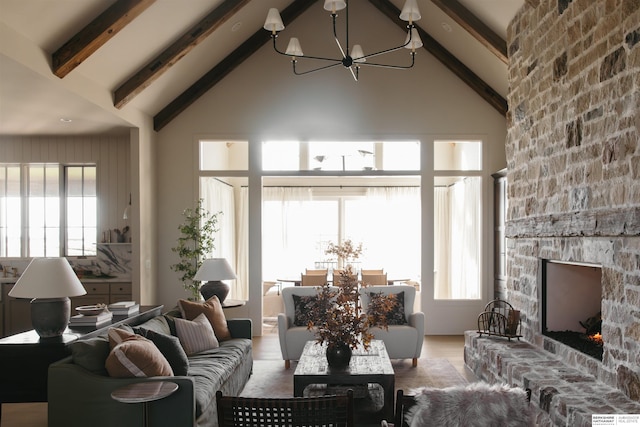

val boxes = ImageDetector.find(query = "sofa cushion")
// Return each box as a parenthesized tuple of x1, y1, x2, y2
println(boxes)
(134, 314, 172, 335)
(134, 327, 189, 376)
(187, 338, 253, 418)
(105, 328, 174, 378)
(178, 296, 231, 341)
(292, 294, 317, 326)
(174, 313, 220, 356)
(69, 336, 110, 376)
(368, 291, 407, 325)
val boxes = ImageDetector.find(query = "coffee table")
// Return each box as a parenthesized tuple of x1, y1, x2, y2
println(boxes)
(294, 339, 395, 420)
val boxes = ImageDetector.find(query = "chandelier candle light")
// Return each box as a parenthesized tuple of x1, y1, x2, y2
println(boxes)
(263, 0, 423, 81)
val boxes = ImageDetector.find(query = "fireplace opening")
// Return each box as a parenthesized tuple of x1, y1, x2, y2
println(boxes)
(541, 260, 603, 361)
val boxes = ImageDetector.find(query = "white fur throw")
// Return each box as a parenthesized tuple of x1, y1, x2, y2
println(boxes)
(406, 382, 531, 427)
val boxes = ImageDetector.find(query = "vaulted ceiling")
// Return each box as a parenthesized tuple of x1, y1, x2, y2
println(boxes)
(0, 0, 528, 136)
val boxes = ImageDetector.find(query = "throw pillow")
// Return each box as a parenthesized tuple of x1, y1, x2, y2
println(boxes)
(105, 328, 173, 378)
(405, 383, 531, 427)
(178, 296, 231, 341)
(174, 313, 220, 356)
(133, 327, 189, 376)
(69, 336, 110, 376)
(292, 294, 317, 327)
(368, 291, 407, 325)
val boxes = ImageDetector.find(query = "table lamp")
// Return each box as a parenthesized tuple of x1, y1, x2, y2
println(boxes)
(9, 257, 87, 338)
(193, 258, 236, 303)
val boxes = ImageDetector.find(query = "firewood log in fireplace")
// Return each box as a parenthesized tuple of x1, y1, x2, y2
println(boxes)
(579, 311, 602, 335)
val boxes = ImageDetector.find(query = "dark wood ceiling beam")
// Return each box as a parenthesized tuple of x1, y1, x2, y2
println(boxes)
(115, 0, 251, 109)
(368, 0, 507, 116)
(431, 0, 507, 64)
(154, 0, 316, 131)
(52, 0, 155, 78)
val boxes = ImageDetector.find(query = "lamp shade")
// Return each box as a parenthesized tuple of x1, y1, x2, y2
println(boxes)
(399, 0, 421, 22)
(194, 258, 237, 282)
(264, 8, 285, 32)
(351, 45, 366, 63)
(286, 38, 304, 56)
(9, 258, 87, 299)
(404, 28, 423, 50)
(323, 0, 347, 12)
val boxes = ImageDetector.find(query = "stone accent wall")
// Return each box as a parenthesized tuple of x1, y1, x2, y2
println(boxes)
(503, 0, 640, 403)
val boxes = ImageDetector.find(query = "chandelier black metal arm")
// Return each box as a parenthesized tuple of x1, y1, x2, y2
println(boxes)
(264, 0, 422, 81)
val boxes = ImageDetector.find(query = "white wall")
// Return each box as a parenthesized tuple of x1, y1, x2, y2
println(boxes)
(156, 2, 508, 332)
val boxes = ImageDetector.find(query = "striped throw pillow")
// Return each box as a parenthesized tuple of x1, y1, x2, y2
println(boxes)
(174, 313, 219, 355)
(105, 328, 173, 378)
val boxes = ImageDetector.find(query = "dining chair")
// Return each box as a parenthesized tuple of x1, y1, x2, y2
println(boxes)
(216, 390, 354, 427)
(361, 269, 384, 275)
(305, 268, 328, 275)
(361, 272, 388, 285)
(300, 273, 328, 286)
(332, 269, 358, 286)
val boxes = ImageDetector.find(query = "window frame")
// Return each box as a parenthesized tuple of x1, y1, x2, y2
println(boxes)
(0, 163, 97, 258)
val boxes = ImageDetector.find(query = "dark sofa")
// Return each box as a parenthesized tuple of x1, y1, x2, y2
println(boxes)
(48, 314, 252, 427)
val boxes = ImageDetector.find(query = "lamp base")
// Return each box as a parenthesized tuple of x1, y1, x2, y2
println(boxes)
(30, 297, 70, 338)
(200, 281, 230, 303)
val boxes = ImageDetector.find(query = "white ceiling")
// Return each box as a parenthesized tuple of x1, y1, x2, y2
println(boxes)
(0, 0, 523, 136)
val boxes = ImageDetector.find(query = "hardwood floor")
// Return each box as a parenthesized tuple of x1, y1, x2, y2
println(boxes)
(0, 333, 473, 426)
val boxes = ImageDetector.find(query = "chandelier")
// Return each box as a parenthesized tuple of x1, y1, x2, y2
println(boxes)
(263, 0, 423, 81)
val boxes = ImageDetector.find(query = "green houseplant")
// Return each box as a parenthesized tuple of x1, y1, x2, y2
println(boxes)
(170, 199, 220, 300)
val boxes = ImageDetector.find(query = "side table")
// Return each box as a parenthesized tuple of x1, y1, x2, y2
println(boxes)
(111, 381, 179, 427)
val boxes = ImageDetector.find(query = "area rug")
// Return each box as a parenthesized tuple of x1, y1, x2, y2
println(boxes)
(240, 358, 468, 425)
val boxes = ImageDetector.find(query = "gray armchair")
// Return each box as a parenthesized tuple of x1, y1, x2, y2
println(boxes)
(359, 285, 424, 367)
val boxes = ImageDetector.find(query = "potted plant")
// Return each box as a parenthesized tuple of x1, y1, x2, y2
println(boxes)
(305, 266, 398, 369)
(304, 240, 399, 368)
(170, 199, 220, 301)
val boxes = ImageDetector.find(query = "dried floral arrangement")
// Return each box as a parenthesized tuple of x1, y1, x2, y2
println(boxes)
(306, 266, 398, 351)
(324, 239, 363, 265)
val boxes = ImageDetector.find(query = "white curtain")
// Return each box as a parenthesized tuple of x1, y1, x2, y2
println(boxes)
(434, 187, 450, 299)
(447, 177, 481, 299)
(362, 187, 421, 280)
(262, 187, 312, 279)
(201, 178, 241, 297)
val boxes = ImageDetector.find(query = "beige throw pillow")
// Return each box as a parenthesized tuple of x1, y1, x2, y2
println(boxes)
(177, 296, 231, 341)
(174, 313, 220, 355)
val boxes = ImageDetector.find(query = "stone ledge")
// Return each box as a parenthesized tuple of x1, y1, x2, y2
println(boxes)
(464, 331, 640, 427)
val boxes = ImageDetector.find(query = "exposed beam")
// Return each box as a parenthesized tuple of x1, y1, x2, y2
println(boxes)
(431, 0, 507, 64)
(114, 0, 251, 109)
(368, 0, 507, 116)
(52, 0, 155, 78)
(154, 0, 316, 131)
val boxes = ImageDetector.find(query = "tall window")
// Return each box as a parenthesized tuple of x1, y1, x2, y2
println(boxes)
(0, 164, 97, 257)
(261, 186, 421, 281)
(66, 166, 97, 256)
(433, 140, 483, 300)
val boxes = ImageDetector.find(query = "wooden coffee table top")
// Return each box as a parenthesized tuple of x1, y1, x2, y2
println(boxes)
(295, 340, 394, 376)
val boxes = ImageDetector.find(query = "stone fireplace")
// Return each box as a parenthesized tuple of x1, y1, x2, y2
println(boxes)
(468, 0, 639, 413)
